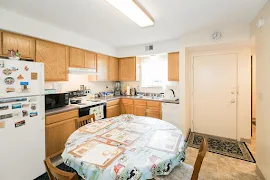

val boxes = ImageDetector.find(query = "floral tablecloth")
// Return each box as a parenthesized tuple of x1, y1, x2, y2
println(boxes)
(62, 115, 186, 180)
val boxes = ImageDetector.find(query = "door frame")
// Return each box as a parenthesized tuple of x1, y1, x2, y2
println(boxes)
(190, 51, 239, 139)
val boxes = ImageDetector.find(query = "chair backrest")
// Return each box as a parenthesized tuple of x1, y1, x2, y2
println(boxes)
(191, 138, 208, 180)
(44, 151, 78, 180)
(76, 114, 96, 129)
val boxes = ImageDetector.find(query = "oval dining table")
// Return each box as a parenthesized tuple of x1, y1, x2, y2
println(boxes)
(61, 114, 186, 180)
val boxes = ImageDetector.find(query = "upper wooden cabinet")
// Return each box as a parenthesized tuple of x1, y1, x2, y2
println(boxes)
(0, 31, 2, 56)
(109, 57, 119, 81)
(85, 51, 96, 69)
(168, 52, 179, 81)
(97, 54, 109, 81)
(36, 40, 69, 81)
(69, 47, 85, 68)
(119, 57, 136, 81)
(2, 32, 35, 60)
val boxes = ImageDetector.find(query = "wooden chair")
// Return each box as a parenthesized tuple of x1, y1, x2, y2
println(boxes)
(155, 138, 208, 180)
(76, 114, 96, 129)
(44, 150, 78, 180)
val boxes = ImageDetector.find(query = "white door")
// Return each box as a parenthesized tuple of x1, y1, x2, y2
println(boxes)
(193, 53, 238, 139)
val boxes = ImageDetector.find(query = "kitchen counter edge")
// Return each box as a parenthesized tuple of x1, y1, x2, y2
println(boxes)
(45, 105, 79, 116)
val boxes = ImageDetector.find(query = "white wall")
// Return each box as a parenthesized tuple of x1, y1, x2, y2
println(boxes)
(251, 1, 270, 179)
(252, 56, 257, 119)
(178, 26, 252, 139)
(44, 74, 115, 94)
(0, 9, 117, 56)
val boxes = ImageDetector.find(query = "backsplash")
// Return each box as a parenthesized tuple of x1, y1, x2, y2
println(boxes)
(121, 81, 180, 97)
(44, 74, 115, 93)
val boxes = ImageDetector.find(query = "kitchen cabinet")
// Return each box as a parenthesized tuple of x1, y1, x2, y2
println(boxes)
(45, 110, 78, 157)
(119, 57, 136, 81)
(120, 98, 134, 114)
(109, 57, 119, 81)
(146, 108, 161, 119)
(133, 100, 146, 116)
(2, 31, 35, 60)
(106, 99, 120, 118)
(0, 31, 2, 55)
(96, 54, 109, 81)
(85, 51, 97, 69)
(69, 47, 85, 68)
(168, 52, 179, 81)
(36, 40, 69, 81)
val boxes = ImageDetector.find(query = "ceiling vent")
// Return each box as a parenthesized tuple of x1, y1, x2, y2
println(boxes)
(145, 45, 154, 51)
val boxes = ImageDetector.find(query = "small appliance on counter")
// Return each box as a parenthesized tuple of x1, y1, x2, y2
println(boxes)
(114, 81, 121, 96)
(45, 92, 69, 110)
(130, 88, 137, 96)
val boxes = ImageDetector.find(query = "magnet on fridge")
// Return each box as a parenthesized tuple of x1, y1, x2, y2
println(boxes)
(24, 65, 29, 71)
(12, 103, 22, 109)
(0, 121, 5, 129)
(0, 105, 9, 111)
(17, 74, 24, 80)
(29, 97, 37, 102)
(31, 72, 38, 80)
(22, 104, 30, 108)
(0, 60, 4, 68)
(30, 112, 38, 117)
(31, 103, 37, 110)
(0, 113, 13, 120)
(15, 120, 25, 128)
(6, 87, 15, 93)
(22, 110, 28, 117)
(11, 67, 18, 72)
(4, 77, 15, 85)
(3, 68, 12, 75)
(20, 82, 29, 93)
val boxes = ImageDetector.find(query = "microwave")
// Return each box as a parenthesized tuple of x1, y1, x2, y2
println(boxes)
(45, 93, 69, 110)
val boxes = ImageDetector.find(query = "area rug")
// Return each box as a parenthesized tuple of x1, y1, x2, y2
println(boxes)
(187, 132, 256, 163)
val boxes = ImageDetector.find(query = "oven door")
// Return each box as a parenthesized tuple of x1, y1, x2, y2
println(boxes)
(79, 103, 107, 120)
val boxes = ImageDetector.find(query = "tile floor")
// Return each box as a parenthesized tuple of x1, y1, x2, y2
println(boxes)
(185, 125, 261, 180)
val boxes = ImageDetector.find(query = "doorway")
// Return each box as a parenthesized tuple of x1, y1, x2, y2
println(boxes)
(192, 53, 238, 139)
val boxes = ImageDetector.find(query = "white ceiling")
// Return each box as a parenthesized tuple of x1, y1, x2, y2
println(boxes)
(0, 0, 267, 48)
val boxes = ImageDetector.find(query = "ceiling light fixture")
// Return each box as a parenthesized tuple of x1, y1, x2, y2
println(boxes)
(105, 0, 154, 27)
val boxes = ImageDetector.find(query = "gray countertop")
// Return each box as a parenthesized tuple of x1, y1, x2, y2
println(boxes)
(45, 105, 79, 116)
(45, 96, 179, 116)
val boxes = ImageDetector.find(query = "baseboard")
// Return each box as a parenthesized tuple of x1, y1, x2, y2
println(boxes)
(240, 138, 251, 143)
(256, 165, 266, 180)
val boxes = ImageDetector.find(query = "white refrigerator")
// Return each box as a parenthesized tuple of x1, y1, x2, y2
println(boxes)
(0, 58, 45, 180)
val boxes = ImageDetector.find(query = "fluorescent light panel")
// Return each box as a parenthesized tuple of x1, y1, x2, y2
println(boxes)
(106, 0, 154, 27)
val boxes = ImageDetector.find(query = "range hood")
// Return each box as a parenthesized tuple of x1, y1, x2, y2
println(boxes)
(68, 67, 98, 75)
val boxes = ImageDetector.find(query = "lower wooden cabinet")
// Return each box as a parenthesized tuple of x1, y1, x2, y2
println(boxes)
(107, 105, 120, 118)
(120, 103, 134, 114)
(45, 110, 78, 157)
(146, 108, 161, 119)
(134, 105, 147, 116)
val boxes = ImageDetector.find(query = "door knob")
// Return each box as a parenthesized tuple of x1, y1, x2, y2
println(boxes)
(231, 99, 235, 103)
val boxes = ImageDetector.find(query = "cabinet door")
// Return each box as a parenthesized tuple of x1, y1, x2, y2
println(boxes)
(168, 52, 179, 81)
(107, 104, 120, 118)
(85, 51, 96, 69)
(59, 118, 76, 150)
(134, 105, 146, 116)
(121, 104, 134, 114)
(97, 54, 109, 81)
(69, 47, 85, 68)
(46, 118, 76, 157)
(146, 108, 161, 119)
(119, 57, 136, 81)
(36, 40, 69, 81)
(109, 57, 119, 81)
(2, 32, 35, 60)
(0, 31, 2, 55)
